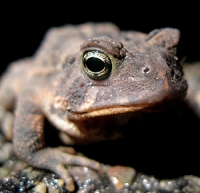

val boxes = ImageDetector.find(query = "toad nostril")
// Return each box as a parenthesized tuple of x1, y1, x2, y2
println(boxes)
(143, 66, 150, 73)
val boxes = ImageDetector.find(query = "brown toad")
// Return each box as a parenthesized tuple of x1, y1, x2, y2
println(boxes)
(0, 22, 188, 191)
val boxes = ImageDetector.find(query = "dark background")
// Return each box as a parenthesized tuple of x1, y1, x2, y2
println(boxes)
(1, 2, 200, 180)
(1, 2, 200, 73)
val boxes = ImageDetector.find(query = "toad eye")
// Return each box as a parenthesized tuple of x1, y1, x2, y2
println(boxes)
(82, 50, 112, 80)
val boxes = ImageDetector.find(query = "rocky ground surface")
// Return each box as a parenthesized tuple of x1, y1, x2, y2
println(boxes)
(0, 62, 200, 193)
(1, 144, 200, 193)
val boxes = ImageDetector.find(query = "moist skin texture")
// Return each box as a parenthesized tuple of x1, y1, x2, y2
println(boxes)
(0, 22, 188, 191)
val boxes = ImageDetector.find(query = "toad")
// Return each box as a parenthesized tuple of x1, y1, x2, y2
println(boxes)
(0, 22, 188, 191)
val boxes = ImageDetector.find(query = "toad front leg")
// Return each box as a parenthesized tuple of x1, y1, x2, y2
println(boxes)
(13, 90, 103, 192)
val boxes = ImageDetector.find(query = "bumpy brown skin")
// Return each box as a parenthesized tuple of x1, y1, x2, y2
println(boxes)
(0, 23, 188, 191)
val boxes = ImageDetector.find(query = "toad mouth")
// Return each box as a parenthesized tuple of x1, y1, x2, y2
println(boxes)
(68, 104, 149, 120)
(67, 91, 187, 121)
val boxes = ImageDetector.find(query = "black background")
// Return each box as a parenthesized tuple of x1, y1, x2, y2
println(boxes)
(1, 2, 200, 180)
(1, 2, 200, 73)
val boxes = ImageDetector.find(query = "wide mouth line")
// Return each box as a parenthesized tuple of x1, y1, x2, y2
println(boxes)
(68, 104, 149, 120)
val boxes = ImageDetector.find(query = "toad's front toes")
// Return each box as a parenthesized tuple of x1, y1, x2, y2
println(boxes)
(51, 164, 75, 192)
(18, 148, 106, 192)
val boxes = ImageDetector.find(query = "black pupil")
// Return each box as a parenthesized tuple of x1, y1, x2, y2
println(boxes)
(86, 57, 105, 72)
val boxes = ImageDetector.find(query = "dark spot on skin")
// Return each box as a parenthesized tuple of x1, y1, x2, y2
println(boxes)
(79, 82, 85, 87)
(143, 66, 150, 73)
(124, 36, 131, 41)
(69, 57, 76, 64)
(62, 56, 76, 69)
